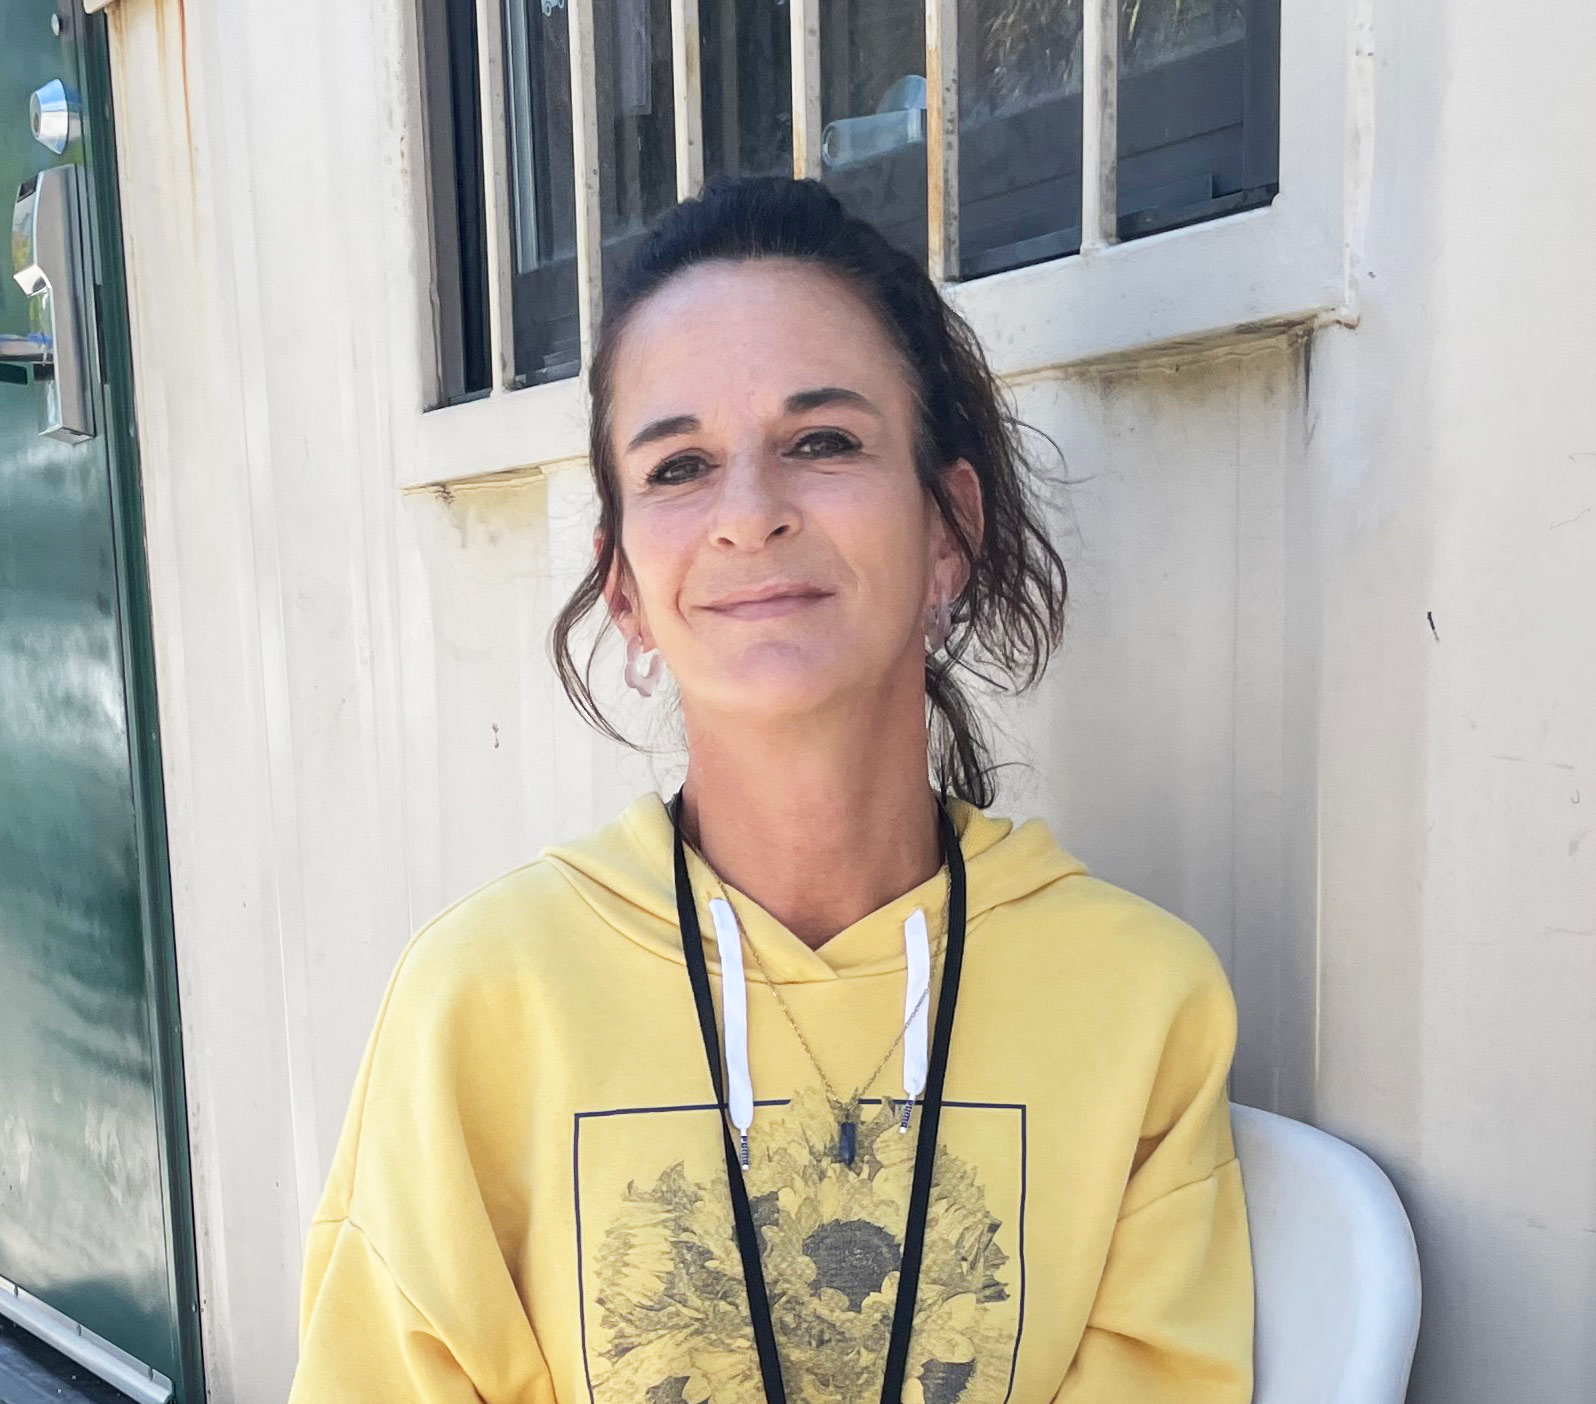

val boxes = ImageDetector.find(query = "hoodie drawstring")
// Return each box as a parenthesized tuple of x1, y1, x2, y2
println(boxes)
(708, 898, 755, 1168)
(900, 906, 931, 1130)
(708, 895, 931, 1168)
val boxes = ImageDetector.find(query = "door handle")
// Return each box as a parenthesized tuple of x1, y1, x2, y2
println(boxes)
(10, 164, 96, 442)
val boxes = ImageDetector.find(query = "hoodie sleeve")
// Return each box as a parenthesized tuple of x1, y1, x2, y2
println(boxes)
(286, 909, 557, 1404)
(1051, 932, 1255, 1404)
(290, 1217, 489, 1404)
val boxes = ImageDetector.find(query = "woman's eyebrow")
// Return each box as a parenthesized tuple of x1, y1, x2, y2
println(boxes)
(624, 387, 883, 455)
(784, 386, 883, 419)
(625, 413, 699, 454)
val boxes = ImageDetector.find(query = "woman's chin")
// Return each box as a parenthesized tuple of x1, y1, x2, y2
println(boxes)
(689, 656, 855, 721)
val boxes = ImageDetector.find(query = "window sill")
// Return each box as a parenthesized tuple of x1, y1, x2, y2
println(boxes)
(406, 373, 589, 490)
(946, 189, 1349, 381)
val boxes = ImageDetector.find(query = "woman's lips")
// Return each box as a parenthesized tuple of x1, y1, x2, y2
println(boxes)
(705, 592, 832, 619)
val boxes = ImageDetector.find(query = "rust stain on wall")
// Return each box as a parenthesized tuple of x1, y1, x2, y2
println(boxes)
(177, 0, 190, 135)
(144, 0, 193, 152)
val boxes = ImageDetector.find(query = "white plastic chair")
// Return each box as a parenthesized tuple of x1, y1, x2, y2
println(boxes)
(1231, 1104, 1422, 1404)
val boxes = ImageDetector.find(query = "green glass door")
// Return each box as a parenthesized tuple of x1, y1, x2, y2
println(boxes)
(0, 3, 201, 1399)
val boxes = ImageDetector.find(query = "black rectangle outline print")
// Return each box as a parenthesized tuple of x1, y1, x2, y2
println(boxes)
(571, 1099, 1029, 1404)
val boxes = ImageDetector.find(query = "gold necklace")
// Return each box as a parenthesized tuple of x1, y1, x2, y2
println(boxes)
(730, 861, 951, 1166)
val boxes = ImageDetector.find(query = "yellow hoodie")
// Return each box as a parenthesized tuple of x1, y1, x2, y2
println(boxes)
(290, 791, 1253, 1404)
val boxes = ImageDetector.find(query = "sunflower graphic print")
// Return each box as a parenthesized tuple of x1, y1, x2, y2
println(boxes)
(575, 1087, 1026, 1404)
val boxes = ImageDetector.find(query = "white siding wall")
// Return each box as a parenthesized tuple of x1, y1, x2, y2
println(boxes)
(106, 0, 1594, 1399)
(1300, 1, 1596, 1388)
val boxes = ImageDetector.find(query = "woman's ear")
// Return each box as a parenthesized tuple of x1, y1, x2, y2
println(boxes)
(599, 534, 651, 646)
(935, 458, 985, 599)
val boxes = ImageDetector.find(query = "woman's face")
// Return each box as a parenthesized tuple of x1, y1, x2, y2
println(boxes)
(601, 258, 980, 725)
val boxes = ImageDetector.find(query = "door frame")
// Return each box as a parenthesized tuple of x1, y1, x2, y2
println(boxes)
(76, 10, 204, 1398)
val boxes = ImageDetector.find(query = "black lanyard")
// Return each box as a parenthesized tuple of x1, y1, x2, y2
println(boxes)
(669, 787, 969, 1404)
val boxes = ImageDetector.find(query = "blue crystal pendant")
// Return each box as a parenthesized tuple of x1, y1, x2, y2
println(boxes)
(837, 1119, 857, 1166)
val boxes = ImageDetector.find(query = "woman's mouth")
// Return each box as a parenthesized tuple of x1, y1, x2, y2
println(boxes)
(704, 590, 833, 620)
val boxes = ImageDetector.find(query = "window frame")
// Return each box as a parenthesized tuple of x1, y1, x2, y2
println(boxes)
(401, 0, 1354, 489)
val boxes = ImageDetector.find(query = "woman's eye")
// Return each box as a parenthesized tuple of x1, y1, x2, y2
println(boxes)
(644, 432, 857, 484)
(791, 429, 860, 458)
(645, 454, 706, 486)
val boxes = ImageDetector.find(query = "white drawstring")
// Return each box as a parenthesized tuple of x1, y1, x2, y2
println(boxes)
(709, 895, 931, 1168)
(708, 898, 754, 1168)
(900, 906, 931, 1132)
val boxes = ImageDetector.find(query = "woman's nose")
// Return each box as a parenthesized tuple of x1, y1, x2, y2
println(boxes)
(710, 450, 799, 549)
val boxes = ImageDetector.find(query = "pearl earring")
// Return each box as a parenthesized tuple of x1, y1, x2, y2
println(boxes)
(924, 594, 953, 654)
(624, 632, 663, 697)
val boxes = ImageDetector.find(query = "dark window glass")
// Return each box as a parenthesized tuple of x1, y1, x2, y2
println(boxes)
(594, 0, 678, 312)
(699, 0, 792, 182)
(957, 0, 1085, 279)
(420, 0, 491, 403)
(503, 0, 580, 385)
(817, 0, 928, 267)
(1116, 0, 1279, 240)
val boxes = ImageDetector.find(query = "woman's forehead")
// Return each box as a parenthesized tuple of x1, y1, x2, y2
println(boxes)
(610, 260, 910, 414)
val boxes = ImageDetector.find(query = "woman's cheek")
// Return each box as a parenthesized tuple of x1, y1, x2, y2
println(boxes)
(625, 517, 693, 614)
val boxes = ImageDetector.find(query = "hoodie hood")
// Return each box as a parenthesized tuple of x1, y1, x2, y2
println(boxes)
(539, 789, 1088, 985)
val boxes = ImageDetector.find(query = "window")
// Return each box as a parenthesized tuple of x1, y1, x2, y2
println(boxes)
(412, 0, 1289, 427)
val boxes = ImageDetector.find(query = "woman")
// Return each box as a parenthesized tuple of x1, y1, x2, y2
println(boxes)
(290, 175, 1253, 1404)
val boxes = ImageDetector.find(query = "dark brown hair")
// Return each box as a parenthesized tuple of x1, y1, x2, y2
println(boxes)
(549, 174, 1067, 808)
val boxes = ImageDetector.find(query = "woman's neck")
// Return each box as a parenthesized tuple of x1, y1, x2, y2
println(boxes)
(678, 702, 944, 951)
